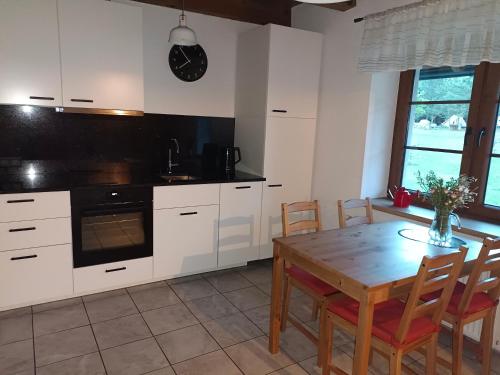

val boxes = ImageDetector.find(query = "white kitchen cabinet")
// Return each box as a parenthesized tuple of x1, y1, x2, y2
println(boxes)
(0, 244, 73, 309)
(267, 25, 322, 119)
(58, 0, 144, 111)
(0, 0, 62, 106)
(0, 191, 71, 223)
(219, 182, 262, 267)
(154, 205, 219, 278)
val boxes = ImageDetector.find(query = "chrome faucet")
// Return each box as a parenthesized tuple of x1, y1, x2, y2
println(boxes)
(167, 138, 180, 175)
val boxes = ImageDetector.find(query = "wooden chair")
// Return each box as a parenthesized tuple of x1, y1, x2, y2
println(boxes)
(280, 201, 340, 348)
(337, 198, 374, 229)
(420, 237, 500, 374)
(320, 247, 467, 375)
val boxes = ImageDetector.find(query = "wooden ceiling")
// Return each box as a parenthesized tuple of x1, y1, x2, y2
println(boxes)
(133, 0, 356, 26)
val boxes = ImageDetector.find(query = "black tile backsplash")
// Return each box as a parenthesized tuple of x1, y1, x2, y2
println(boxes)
(0, 105, 235, 175)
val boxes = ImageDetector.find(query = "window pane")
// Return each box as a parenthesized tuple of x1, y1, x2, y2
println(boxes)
(402, 150, 462, 191)
(485, 157, 500, 207)
(414, 67, 475, 102)
(493, 110, 500, 154)
(407, 104, 469, 150)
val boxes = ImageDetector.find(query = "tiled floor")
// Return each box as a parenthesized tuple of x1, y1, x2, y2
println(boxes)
(1, 260, 499, 375)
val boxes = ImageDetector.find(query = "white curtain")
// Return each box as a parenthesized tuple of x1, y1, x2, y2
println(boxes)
(358, 0, 500, 72)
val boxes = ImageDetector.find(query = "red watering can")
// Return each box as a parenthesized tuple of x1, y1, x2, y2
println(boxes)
(389, 187, 419, 208)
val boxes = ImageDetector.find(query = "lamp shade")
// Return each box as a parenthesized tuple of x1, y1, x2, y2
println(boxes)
(169, 14, 197, 46)
(297, 0, 346, 3)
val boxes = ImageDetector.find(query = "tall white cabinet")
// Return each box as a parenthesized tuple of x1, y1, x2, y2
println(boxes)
(235, 24, 322, 259)
(0, 0, 63, 106)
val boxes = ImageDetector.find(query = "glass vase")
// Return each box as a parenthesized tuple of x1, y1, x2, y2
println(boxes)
(428, 208, 461, 246)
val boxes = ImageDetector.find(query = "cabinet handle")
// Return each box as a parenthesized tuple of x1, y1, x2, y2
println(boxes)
(29, 96, 54, 101)
(9, 227, 36, 233)
(268, 184, 283, 188)
(235, 186, 251, 190)
(105, 267, 127, 273)
(476, 127, 487, 148)
(11, 255, 37, 261)
(71, 99, 94, 103)
(6, 199, 35, 204)
(180, 212, 198, 216)
(272, 109, 288, 113)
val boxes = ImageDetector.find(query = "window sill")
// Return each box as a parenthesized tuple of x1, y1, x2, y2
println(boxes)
(372, 198, 500, 239)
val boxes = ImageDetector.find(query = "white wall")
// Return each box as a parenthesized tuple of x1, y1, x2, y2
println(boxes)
(292, 0, 414, 229)
(117, 0, 256, 117)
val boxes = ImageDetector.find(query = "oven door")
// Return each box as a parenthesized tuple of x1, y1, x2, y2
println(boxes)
(72, 203, 153, 268)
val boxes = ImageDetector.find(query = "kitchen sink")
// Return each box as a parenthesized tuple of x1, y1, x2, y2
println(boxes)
(159, 174, 200, 182)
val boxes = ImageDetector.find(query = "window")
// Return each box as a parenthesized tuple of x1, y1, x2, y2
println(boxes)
(389, 63, 500, 221)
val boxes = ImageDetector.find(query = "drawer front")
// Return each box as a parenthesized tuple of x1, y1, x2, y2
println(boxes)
(154, 184, 220, 209)
(0, 244, 73, 309)
(74, 257, 153, 295)
(0, 218, 72, 251)
(0, 191, 70, 222)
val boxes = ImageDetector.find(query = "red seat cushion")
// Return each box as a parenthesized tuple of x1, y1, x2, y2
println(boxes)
(421, 281, 497, 318)
(328, 296, 440, 349)
(286, 266, 338, 296)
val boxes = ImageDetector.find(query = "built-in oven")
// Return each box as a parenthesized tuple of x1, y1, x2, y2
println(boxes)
(71, 186, 153, 268)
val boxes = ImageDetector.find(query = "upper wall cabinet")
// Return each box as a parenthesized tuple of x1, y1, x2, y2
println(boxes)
(267, 25, 322, 119)
(236, 24, 322, 119)
(58, 0, 144, 111)
(0, 0, 63, 106)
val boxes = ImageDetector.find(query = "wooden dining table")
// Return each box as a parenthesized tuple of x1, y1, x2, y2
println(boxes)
(268, 220, 484, 375)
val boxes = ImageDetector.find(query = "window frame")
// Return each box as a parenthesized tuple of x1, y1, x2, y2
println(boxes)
(388, 62, 500, 223)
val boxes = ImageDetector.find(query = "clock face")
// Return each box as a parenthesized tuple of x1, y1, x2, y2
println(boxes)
(169, 44, 208, 82)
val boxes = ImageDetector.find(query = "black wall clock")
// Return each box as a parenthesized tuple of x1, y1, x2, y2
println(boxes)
(169, 44, 208, 82)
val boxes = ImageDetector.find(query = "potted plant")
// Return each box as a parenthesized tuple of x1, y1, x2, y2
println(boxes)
(417, 171, 477, 246)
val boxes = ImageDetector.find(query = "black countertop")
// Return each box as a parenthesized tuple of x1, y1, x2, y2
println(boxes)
(0, 161, 265, 194)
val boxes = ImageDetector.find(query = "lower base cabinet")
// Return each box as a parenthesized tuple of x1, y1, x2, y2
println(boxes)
(74, 257, 153, 295)
(0, 244, 73, 309)
(154, 205, 219, 278)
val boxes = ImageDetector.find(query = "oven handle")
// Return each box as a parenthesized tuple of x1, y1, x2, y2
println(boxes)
(79, 204, 148, 217)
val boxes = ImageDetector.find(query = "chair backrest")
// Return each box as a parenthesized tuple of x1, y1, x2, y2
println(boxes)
(337, 198, 374, 229)
(281, 200, 322, 237)
(394, 247, 467, 344)
(457, 237, 500, 315)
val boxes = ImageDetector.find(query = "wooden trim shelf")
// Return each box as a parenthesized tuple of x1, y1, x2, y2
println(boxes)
(372, 198, 500, 239)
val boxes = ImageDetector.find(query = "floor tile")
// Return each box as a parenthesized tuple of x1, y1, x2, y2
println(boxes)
(224, 286, 270, 311)
(205, 271, 252, 292)
(170, 279, 219, 301)
(142, 304, 198, 335)
(0, 311, 33, 346)
(82, 288, 128, 303)
(84, 292, 138, 323)
(185, 294, 239, 322)
(34, 325, 97, 367)
(101, 337, 169, 375)
(270, 364, 309, 375)
(239, 264, 273, 284)
(255, 282, 303, 298)
(156, 324, 220, 364)
(173, 350, 242, 375)
(225, 336, 294, 375)
(279, 326, 318, 362)
(0, 307, 32, 319)
(144, 367, 175, 375)
(243, 305, 271, 334)
(0, 339, 34, 375)
(288, 294, 316, 323)
(127, 281, 168, 294)
(36, 352, 105, 375)
(299, 350, 353, 375)
(33, 303, 89, 337)
(32, 297, 82, 313)
(92, 313, 151, 350)
(203, 312, 263, 348)
(129, 285, 180, 312)
(166, 274, 203, 285)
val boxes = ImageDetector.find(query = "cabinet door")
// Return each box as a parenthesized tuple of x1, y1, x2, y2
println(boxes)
(0, 244, 73, 309)
(58, 0, 144, 111)
(259, 183, 286, 259)
(219, 182, 262, 268)
(267, 25, 322, 119)
(0, 0, 62, 106)
(154, 205, 219, 278)
(264, 117, 316, 202)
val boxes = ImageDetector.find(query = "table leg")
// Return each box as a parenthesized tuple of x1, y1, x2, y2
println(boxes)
(269, 242, 284, 353)
(353, 293, 375, 375)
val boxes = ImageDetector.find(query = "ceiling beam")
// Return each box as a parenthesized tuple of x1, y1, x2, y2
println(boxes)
(133, 0, 292, 26)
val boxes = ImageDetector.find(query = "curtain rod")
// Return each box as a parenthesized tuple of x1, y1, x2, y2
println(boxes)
(353, 0, 425, 23)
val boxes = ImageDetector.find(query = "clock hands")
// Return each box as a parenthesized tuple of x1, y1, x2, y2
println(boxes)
(177, 61, 189, 70)
(179, 46, 191, 64)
